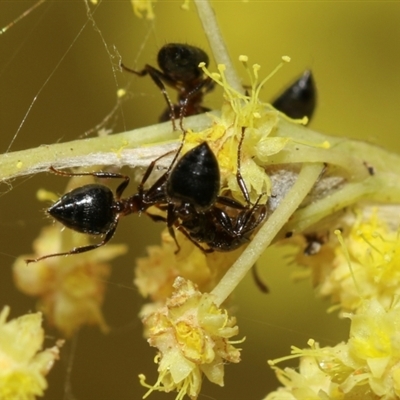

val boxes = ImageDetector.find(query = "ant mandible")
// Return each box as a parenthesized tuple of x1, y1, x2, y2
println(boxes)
(120, 43, 214, 130)
(26, 128, 267, 263)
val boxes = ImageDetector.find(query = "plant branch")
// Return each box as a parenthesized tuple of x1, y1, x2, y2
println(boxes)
(211, 162, 325, 306)
(193, 0, 243, 94)
(0, 114, 211, 182)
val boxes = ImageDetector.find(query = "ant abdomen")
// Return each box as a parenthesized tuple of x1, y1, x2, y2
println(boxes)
(157, 43, 209, 83)
(272, 70, 316, 121)
(166, 142, 220, 210)
(48, 184, 115, 235)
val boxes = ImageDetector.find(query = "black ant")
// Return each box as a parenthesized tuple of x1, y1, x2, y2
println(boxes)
(167, 130, 267, 252)
(272, 70, 316, 122)
(26, 129, 267, 263)
(120, 43, 214, 130)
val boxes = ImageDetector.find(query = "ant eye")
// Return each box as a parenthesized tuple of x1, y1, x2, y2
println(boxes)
(48, 184, 115, 235)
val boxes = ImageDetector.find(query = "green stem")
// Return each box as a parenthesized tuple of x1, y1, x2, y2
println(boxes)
(211, 162, 325, 306)
(0, 114, 211, 182)
(193, 0, 243, 94)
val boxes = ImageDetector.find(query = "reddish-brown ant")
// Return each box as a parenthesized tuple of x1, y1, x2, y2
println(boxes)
(120, 43, 214, 130)
(26, 128, 267, 263)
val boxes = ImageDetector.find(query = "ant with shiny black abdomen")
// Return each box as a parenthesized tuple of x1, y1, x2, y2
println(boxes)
(120, 43, 214, 130)
(272, 69, 316, 122)
(26, 128, 267, 263)
(163, 128, 267, 253)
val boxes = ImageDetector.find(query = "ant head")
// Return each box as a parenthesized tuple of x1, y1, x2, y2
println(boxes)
(167, 142, 220, 211)
(48, 184, 116, 235)
(158, 43, 209, 83)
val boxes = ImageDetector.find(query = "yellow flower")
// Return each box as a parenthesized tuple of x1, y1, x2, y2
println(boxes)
(266, 355, 341, 400)
(267, 297, 400, 399)
(134, 228, 243, 305)
(178, 57, 328, 204)
(0, 306, 62, 400)
(292, 207, 400, 312)
(13, 224, 127, 337)
(185, 60, 280, 203)
(139, 277, 242, 399)
(130, 0, 155, 19)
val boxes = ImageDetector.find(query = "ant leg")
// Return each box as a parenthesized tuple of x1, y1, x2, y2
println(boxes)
(120, 62, 148, 77)
(211, 208, 236, 235)
(178, 76, 213, 131)
(49, 167, 130, 200)
(121, 62, 177, 131)
(137, 149, 177, 196)
(163, 127, 189, 175)
(140, 128, 187, 191)
(236, 126, 251, 205)
(252, 265, 269, 293)
(165, 203, 181, 253)
(235, 195, 267, 235)
(175, 224, 214, 254)
(25, 219, 119, 264)
(50, 166, 128, 180)
(146, 213, 167, 223)
(216, 195, 246, 210)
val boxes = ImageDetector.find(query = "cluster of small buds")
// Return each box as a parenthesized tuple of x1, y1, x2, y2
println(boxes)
(13, 224, 126, 337)
(130, 0, 155, 19)
(266, 206, 400, 398)
(266, 297, 400, 399)
(0, 306, 62, 400)
(139, 277, 242, 400)
(135, 228, 242, 305)
(291, 206, 400, 313)
(130, 0, 190, 19)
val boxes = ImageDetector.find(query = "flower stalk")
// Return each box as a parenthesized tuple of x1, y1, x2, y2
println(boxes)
(210, 162, 324, 306)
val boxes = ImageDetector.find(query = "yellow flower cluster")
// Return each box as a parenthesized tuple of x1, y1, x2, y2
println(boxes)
(0, 306, 62, 400)
(130, 0, 192, 18)
(184, 58, 286, 203)
(293, 207, 400, 313)
(135, 228, 242, 305)
(13, 223, 126, 337)
(130, 0, 155, 19)
(139, 277, 242, 400)
(323, 209, 400, 311)
(267, 208, 400, 398)
(267, 298, 400, 399)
